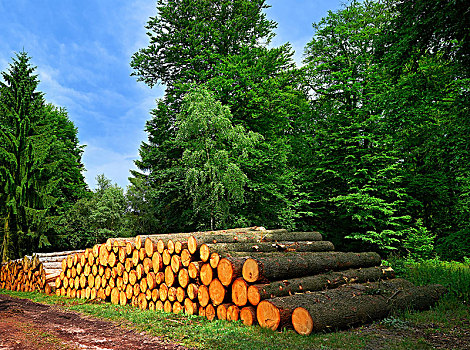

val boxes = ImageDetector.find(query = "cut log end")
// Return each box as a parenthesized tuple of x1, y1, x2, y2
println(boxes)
(292, 307, 314, 336)
(242, 258, 259, 283)
(257, 300, 280, 330)
(240, 306, 256, 326)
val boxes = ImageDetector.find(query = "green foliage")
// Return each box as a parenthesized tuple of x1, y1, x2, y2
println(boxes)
(130, 0, 307, 232)
(58, 174, 129, 248)
(0, 52, 87, 259)
(175, 87, 262, 229)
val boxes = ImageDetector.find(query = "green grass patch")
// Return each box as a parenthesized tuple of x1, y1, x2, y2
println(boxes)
(387, 257, 470, 302)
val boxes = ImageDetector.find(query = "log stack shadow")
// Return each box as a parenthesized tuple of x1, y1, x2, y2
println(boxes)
(0, 227, 446, 335)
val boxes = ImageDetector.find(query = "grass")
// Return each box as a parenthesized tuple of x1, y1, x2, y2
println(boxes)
(1, 258, 469, 350)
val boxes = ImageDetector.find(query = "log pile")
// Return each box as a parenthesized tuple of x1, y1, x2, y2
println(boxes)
(0, 227, 446, 335)
(0, 250, 83, 294)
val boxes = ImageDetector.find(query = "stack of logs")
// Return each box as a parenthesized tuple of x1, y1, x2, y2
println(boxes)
(0, 250, 82, 294)
(1, 228, 446, 335)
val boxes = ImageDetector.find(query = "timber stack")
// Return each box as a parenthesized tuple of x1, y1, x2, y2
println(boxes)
(0, 227, 446, 335)
(0, 250, 83, 294)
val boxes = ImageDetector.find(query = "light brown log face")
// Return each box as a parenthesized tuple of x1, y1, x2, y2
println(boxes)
(178, 269, 189, 289)
(132, 250, 139, 266)
(291, 307, 313, 336)
(165, 266, 175, 287)
(157, 239, 165, 254)
(242, 258, 259, 283)
(240, 306, 256, 326)
(180, 249, 192, 267)
(139, 248, 146, 262)
(164, 300, 172, 313)
(188, 262, 200, 279)
(145, 238, 157, 257)
(208, 279, 226, 306)
(231, 278, 248, 307)
(176, 287, 186, 303)
(209, 253, 220, 269)
(197, 285, 210, 307)
(217, 258, 245, 286)
(217, 304, 229, 321)
(147, 272, 157, 290)
(199, 244, 210, 262)
(200, 264, 213, 286)
(205, 304, 216, 321)
(129, 270, 137, 285)
(257, 300, 282, 330)
(168, 287, 177, 302)
(136, 264, 144, 280)
(159, 283, 168, 301)
(143, 258, 153, 274)
(151, 288, 159, 302)
(167, 240, 175, 255)
(187, 236, 197, 255)
(162, 250, 171, 266)
(152, 252, 163, 273)
(155, 271, 165, 285)
(227, 305, 240, 322)
(174, 240, 186, 255)
(171, 255, 182, 274)
(173, 301, 183, 314)
(111, 287, 120, 305)
(184, 299, 198, 315)
(187, 283, 198, 300)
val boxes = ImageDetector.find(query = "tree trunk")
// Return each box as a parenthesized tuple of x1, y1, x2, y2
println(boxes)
(201, 241, 334, 256)
(256, 279, 445, 333)
(247, 266, 395, 305)
(243, 251, 382, 283)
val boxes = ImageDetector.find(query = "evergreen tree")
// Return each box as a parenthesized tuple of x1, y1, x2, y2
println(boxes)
(0, 52, 87, 259)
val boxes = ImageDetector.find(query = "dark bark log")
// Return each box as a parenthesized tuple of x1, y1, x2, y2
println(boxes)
(256, 279, 446, 334)
(202, 241, 334, 256)
(248, 266, 395, 305)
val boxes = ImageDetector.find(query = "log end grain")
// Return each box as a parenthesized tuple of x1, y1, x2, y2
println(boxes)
(197, 285, 210, 307)
(292, 307, 314, 336)
(257, 300, 281, 330)
(208, 278, 226, 306)
(200, 263, 213, 286)
(242, 258, 260, 283)
(231, 278, 248, 307)
(240, 306, 257, 326)
(247, 284, 262, 306)
(188, 236, 197, 255)
(200, 244, 210, 262)
(209, 253, 220, 269)
(205, 303, 216, 321)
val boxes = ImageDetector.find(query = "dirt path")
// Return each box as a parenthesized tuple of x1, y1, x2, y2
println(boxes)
(0, 294, 190, 350)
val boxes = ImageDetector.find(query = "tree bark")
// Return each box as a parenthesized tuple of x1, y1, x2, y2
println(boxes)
(247, 266, 395, 305)
(243, 251, 382, 283)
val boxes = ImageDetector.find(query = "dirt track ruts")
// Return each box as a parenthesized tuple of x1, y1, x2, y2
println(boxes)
(0, 293, 190, 350)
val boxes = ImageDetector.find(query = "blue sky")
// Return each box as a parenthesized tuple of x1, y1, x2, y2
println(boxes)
(0, 0, 344, 190)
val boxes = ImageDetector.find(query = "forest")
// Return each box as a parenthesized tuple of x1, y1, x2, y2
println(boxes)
(1, 0, 469, 263)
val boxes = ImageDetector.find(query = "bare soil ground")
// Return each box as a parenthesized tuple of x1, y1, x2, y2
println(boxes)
(0, 294, 189, 350)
